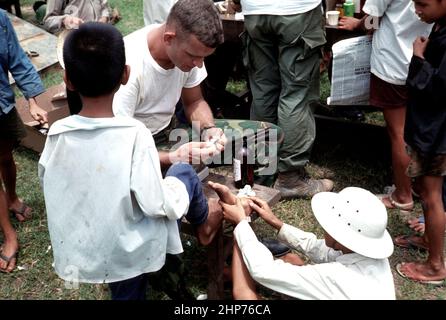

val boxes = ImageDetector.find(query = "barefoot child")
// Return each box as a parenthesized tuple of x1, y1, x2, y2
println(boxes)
(396, 0, 446, 284)
(0, 9, 48, 272)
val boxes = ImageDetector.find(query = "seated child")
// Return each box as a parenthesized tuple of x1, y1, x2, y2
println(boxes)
(212, 183, 396, 300)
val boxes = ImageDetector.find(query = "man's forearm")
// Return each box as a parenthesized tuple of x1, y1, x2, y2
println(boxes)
(184, 99, 215, 130)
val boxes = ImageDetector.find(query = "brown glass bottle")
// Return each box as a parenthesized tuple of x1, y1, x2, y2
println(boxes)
(234, 136, 254, 189)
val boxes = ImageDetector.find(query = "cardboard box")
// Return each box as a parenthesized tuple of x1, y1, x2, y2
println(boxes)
(16, 84, 70, 153)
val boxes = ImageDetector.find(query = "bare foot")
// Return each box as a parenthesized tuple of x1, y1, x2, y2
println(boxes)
(208, 181, 236, 205)
(8, 198, 32, 222)
(394, 234, 428, 250)
(380, 194, 413, 211)
(398, 261, 446, 282)
(208, 181, 252, 215)
(0, 239, 19, 273)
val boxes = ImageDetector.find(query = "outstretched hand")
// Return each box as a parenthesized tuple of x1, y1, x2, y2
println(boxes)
(208, 181, 253, 215)
(171, 141, 220, 164)
(338, 17, 361, 30)
(28, 97, 48, 124)
(220, 198, 247, 225)
(202, 127, 227, 153)
(208, 181, 236, 205)
(63, 16, 84, 29)
(248, 197, 283, 231)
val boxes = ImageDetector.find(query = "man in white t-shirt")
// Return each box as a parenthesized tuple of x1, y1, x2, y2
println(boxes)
(113, 0, 226, 168)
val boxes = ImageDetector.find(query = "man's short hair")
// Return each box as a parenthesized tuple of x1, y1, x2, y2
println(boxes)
(63, 22, 125, 97)
(166, 0, 224, 48)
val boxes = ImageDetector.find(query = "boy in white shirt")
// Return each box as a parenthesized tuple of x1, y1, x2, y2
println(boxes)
(38, 22, 221, 300)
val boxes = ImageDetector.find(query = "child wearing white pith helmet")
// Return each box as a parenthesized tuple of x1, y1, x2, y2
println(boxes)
(218, 186, 396, 300)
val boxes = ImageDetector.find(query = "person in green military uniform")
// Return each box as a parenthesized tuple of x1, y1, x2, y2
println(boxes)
(231, 0, 334, 199)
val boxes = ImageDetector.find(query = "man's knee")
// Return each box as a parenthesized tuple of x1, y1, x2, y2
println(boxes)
(166, 162, 196, 179)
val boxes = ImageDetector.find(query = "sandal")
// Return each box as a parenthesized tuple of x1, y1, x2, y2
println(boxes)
(25, 50, 39, 58)
(9, 202, 32, 222)
(396, 263, 445, 286)
(394, 234, 428, 251)
(0, 246, 18, 273)
(382, 184, 419, 199)
(377, 192, 414, 212)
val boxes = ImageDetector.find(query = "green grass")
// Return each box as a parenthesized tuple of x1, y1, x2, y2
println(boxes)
(3, 1, 445, 300)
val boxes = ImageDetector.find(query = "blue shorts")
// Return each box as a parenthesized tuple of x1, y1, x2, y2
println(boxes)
(166, 163, 208, 226)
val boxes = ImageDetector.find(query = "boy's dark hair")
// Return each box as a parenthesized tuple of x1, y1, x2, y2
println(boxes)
(63, 22, 125, 97)
(166, 0, 224, 48)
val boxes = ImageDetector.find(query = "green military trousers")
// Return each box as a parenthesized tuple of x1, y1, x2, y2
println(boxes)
(243, 6, 326, 173)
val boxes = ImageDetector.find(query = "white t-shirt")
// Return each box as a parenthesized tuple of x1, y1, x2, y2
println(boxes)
(234, 221, 396, 300)
(363, 0, 432, 85)
(240, 0, 321, 16)
(143, 0, 176, 25)
(38, 115, 189, 283)
(113, 25, 207, 134)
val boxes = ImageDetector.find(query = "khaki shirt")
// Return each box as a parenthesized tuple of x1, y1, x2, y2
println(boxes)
(43, 0, 110, 33)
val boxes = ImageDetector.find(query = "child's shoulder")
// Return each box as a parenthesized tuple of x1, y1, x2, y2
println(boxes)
(48, 115, 148, 136)
(114, 115, 148, 129)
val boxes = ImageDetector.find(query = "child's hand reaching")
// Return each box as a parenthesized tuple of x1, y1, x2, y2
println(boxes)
(413, 36, 429, 59)
(63, 16, 84, 29)
(220, 198, 247, 224)
(28, 97, 48, 124)
(248, 197, 283, 231)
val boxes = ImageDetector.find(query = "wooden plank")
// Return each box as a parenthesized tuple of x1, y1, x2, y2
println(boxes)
(16, 83, 68, 124)
(16, 84, 70, 153)
(7, 12, 59, 84)
(9, 12, 41, 41)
